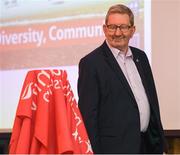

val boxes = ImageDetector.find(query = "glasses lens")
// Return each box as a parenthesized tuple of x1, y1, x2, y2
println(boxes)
(120, 25, 130, 32)
(107, 24, 131, 32)
(107, 25, 117, 31)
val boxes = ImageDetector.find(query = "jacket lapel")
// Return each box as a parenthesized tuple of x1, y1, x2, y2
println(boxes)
(132, 52, 147, 87)
(131, 48, 151, 105)
(102, 42, 136, 102)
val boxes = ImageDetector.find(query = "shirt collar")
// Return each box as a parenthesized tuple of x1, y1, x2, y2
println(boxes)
(106, 40, 133, 59)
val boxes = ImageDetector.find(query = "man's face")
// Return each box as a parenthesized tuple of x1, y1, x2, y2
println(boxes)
(103, 13, 135, 52)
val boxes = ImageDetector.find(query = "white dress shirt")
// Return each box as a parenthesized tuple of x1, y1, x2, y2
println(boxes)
(107, 43, 150, 132)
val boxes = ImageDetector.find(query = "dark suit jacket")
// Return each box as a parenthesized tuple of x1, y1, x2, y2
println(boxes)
(78, 41, 166, 154)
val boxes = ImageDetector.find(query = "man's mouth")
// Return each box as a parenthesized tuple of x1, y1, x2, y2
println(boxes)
(113, 37, 126, 41)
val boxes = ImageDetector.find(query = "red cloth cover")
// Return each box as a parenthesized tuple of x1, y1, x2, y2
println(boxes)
(9, 70, 93, 154)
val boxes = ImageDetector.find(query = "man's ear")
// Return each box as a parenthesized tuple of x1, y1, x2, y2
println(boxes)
(103, 24, 106, 33)
(130, 26, 136, 38)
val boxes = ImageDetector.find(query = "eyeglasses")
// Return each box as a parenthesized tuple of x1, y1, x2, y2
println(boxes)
(106, 24, 132, 33)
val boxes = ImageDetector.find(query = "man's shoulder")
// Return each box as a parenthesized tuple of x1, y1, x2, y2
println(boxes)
(80, 43, 105, 63)
(130, 46, 148, 58)
(130, 46, 145, 54)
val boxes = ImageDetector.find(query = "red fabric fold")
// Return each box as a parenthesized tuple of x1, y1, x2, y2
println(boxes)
(9, 69, 93, 154)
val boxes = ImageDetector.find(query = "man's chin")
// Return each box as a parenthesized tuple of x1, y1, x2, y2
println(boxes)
(112, 43, 127, 52)
(113, 40, 126, 45)
(112, 42, 125, 48)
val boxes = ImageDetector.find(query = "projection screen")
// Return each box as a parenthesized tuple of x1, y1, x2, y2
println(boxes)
(0, 0, 151, 129)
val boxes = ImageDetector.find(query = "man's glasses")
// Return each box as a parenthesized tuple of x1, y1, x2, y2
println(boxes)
(106, 24, 132, 33)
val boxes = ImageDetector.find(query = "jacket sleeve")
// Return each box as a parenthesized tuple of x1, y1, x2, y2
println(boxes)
(78, 58, 100, 153)
(141, 52, 167, 152)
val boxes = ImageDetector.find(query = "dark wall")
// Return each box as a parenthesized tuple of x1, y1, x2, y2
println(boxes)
(0, 133, 11, 154)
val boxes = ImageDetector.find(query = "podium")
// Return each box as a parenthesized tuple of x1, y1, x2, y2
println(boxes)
(9, 69, 92, 154)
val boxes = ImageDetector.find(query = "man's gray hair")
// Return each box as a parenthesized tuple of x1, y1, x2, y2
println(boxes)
(105, 4, 134, 26)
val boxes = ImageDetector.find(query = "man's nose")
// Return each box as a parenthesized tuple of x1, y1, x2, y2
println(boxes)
(114, 28, 123, 35)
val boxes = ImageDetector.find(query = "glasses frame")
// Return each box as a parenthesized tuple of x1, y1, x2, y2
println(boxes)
(106, 24, 132, 33)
